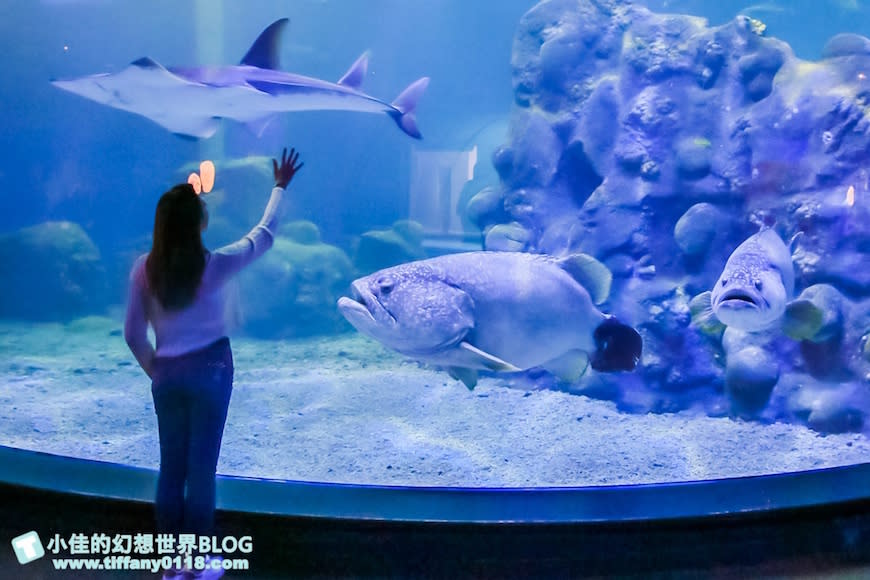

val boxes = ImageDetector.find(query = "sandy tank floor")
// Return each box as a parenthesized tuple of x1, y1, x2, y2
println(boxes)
(1, 316, 869, 488)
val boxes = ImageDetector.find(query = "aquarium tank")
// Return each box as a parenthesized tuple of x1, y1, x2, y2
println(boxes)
(2, 0, 870, 493)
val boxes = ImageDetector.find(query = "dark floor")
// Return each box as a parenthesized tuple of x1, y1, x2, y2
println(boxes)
(2, 482, 870, 579)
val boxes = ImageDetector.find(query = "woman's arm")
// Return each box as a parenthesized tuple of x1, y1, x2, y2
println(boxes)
(124, 256, 156, 379)
(206, 148, 304, 286)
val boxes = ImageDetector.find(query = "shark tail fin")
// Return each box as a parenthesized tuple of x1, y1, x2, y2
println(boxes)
(590, 317, 642, 373)
(389, 77, 429, 139)
(338, 52, 369, 89)
(240, 18, 288, 69)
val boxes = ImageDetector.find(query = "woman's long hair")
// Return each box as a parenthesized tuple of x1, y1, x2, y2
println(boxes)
(145, 183, 207, 310)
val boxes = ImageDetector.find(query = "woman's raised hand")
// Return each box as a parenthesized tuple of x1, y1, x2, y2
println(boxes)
(273, 147, 303, 189)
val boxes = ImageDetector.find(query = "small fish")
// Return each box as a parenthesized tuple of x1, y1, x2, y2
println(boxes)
(337, 251, 642, 390)
(692, 227, 824, 337)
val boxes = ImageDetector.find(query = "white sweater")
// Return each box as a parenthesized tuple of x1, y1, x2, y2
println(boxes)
(124, 186, 285, 374)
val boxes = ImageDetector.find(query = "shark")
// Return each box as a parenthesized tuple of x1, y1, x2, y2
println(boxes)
(51, 18, 429, 139)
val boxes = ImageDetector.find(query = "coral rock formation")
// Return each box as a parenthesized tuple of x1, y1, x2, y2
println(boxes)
(469, 0, 870, 432)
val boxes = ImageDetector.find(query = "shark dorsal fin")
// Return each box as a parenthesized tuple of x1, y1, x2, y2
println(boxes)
(240, 18, 288, 69)
(338, 52, 369, 89)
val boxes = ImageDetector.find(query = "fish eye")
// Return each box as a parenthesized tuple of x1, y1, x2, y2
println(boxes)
(376, 277, 394, 295)
(721, 279, 727, 287)
(754, 280, 763, 290)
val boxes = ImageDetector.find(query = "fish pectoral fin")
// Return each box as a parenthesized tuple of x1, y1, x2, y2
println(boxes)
(458, 342, 521, 372)
(788, 231, 805, 253)
(447, 367, 479, 390)
(782, 299, 825, 341)
(541, 350, 589, 383)
(445, 343, 520, 390)
(689, 291, 725, 336)
(556, 254, 612, 305)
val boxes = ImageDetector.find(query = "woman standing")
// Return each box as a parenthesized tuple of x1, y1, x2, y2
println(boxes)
(124, 148, 302, 578)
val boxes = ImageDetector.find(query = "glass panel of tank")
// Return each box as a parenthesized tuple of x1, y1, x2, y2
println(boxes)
(1, 0, 869, 488)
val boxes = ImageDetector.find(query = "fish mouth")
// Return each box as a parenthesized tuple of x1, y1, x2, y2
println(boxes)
(336, 296, 374, 322)
(716, 288, 766, 310)
(337, 281, 396, 325)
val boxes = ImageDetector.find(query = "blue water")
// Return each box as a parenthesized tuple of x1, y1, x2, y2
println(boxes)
(0, 1, 534, 246)
(2, 0, 868, 245)
(2, 0, 870, 486)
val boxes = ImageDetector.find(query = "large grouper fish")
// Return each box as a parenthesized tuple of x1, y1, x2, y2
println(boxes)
(691, 226, 823, 337)
(337, 251, 643, 389)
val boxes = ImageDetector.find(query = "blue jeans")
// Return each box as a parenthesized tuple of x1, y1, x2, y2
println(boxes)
(151, 337, 233, 536)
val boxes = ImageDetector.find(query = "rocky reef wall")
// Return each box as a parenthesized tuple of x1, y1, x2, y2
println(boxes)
(468, 0, 870, 433)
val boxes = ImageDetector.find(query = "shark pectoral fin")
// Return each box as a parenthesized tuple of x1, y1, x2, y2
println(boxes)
(338, 52, 369, 89)
(782, 299, 825, 341)
(557, 254, 612, 305)
(458, 342, 521, 372)
(689, 291, 725, 336)
(448, 367, 479, 391)
(169, 117, 221, 140)
(127, 58, 204, 88)
(542, 350, 589, 383)
(239, 18, 288, 69)
(390, 77, 429, 139)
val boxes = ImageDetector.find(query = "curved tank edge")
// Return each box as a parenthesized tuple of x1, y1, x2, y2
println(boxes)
(2, 444, 869, 524)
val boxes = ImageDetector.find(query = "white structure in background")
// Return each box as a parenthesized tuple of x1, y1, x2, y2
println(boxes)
(195, 0, 225, 161)
(408, 146, 477, 237)
(407, 119, 508, 255)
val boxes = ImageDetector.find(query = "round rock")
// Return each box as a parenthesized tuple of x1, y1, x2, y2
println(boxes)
(725, 346, 780, 417)
(674, 203, 724, 257)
